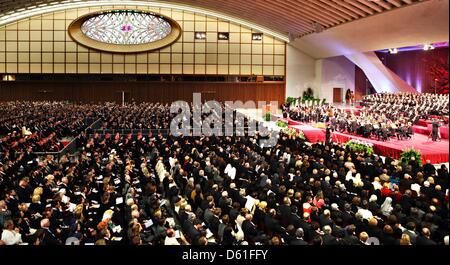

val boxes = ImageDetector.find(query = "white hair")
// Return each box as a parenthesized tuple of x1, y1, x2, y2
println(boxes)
(323, 225, 332, 234)
(331, 203, 339, 211)
(40, 218, 50, 228)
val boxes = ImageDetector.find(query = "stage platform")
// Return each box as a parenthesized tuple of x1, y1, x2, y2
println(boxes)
(246, 110, 448, 165)
(329, 132, 449, 164)
(413, 119, 449, 139)
(280, 116, 448, 164)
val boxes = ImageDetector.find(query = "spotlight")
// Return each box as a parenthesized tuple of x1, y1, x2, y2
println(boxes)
(388, 48, 398, 54)
(423, 44, 435, 51)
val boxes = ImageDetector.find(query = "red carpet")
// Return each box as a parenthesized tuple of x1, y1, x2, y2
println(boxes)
(291, 124, 326, 144)
(284, 118, 449, 164)
(330, 132, 449, 164)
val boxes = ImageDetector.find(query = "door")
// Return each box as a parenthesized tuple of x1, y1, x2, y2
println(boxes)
(333, 87, 343, 103)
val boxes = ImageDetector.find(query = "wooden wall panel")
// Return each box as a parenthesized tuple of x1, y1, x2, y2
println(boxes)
(0, 81, 285, 105)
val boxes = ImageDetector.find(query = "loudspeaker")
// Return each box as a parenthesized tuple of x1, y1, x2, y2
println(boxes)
(288, 32, 296, 42)
(312, 22, 324, 33)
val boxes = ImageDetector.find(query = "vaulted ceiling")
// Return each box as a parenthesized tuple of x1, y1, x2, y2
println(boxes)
(0, 0, 427, 38)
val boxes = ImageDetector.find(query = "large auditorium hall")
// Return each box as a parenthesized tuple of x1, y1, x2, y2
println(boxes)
(0, 0, 449, 263)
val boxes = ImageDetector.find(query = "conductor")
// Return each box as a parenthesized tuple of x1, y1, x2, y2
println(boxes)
(431, 119, 441, 141)
(325, 124, 333, 145)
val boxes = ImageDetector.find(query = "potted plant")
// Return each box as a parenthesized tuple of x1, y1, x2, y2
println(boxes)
(283, 127, 306, 140)
(345, 139, 374, 155)
(276, 120, 288, 128)
(400, 148, 423, 167)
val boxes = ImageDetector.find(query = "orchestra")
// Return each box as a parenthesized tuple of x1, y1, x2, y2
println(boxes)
(286, 92, 450, 142)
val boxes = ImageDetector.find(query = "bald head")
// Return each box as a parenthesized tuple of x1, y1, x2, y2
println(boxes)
(422, 227, 431, 238)
(40, 218, 50, 228)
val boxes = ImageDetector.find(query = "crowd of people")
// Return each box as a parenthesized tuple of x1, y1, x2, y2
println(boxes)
(287, 105, 414, 141)
(0, 102, 102, 154)
(0, 100, 448, 246)
(98, 103, 173, 130)
(0, 102, 189, 155)
(361, 92, 449, 122)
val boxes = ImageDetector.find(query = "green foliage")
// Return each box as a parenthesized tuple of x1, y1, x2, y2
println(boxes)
(401, 148, 423, 167)
(300, 96, 327, 106)
(302, 95, 314, 101)
(264, 112, 272, 121)
(276, 120, 288, 128)
(286, 97, 297, 106)
(345, 140, 374, 155)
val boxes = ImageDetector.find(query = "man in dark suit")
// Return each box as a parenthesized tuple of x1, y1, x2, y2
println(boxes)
(343, 225, 359, 245)
(423, 160, 436, 177)
(322, 225, 338, 245)
(208, 208, 221, 236)
(40, 218, 62, 245)
(278, 197, 292, 227)
(319, 209, 334, 228)
(416, 227, 437, 245)
(289, 228, 308, 245)
(288, 207, 303, 228)
(325, 125, 332, 145)
(242, 214, 259, 242)
(185, 218, 203, 245)
(431, 119, 441, 141)
(264, 209, 285, 236)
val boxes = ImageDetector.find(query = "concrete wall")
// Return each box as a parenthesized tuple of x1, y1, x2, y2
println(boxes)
(286, 47, 357, 104)
(317, 56, 355, 104)
(285, 44, 316, 99)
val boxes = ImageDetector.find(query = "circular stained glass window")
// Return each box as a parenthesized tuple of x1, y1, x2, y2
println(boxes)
(68, 10, 182, 53)
(81, 11, 172, 45)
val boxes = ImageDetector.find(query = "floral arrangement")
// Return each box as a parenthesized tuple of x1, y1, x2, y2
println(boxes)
(276, 119, 288, 128)
(401, 148, 423, 167)
(313, 122, 327, 129)
(283, 127, 306, 140)
(345, 139, 374, 155)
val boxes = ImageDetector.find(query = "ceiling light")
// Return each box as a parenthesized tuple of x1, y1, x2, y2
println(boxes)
(388, 48, 398, 54)
(423, 44, 435, 51)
